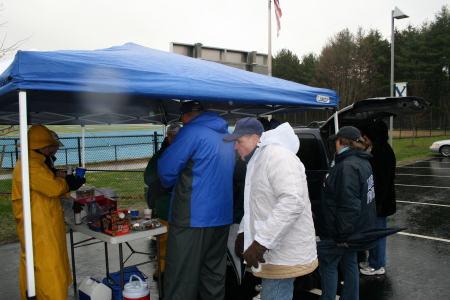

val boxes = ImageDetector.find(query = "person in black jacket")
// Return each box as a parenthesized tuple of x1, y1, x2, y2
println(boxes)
(358, 121, 396, 276)
(319, 126, 377, 300)
(143, 124, 180, 280)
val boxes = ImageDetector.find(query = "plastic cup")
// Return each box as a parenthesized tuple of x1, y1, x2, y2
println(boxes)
(65, 166, 73, 175)
(75, 167, 87, 179)
(144, 209, 152, 218)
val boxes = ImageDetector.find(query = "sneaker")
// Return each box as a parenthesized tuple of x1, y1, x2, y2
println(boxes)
(255, 284, 262, 292)
(360, 266, 385, 275)
(359, 261, 370, 269)
(252, 293, 261, 300)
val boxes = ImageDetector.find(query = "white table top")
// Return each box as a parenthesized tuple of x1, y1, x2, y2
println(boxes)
(67, 223, 167, 245)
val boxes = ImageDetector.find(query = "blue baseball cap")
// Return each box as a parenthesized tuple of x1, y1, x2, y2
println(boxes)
(223, 117, 264, 142)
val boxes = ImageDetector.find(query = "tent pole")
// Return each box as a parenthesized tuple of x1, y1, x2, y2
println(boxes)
(333, 109, 339, 134)
(19, 90, 37, 299)
(267, 0, 272, 77)
(81, 125, 85, 168)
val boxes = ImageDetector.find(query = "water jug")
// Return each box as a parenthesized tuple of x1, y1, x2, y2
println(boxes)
(123, 275, 150, 300)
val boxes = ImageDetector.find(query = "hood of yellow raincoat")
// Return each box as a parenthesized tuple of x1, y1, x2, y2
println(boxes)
(28, 125, 59, 149)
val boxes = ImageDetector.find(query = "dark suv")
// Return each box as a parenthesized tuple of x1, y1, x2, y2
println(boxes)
(293, 96, 431, 223)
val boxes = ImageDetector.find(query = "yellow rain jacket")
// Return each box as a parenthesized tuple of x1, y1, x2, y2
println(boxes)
(12, 149, 72, 300)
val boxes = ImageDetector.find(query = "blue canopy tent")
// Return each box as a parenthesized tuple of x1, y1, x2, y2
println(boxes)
(0, 43, 339, 298)
(0, 43, 339, 125)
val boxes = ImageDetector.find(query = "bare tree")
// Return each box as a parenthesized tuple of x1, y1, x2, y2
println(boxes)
(312, 28, 381, 109)
(0, 125, 20, 136)
(0, 4, 30, 60)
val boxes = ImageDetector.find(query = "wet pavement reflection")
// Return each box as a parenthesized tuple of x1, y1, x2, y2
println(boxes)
(1, 156, 449, 300)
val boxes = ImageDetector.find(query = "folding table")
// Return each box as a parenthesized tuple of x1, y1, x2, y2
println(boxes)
(67, 223, 167, 299)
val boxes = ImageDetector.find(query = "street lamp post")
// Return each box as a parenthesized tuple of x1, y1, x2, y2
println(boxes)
(389, 6, 409, 145)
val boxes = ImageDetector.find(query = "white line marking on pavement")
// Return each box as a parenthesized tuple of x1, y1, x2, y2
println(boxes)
(397, 232, 450, 243)
(395, 184, 450, 189)
(397, 166, 450, 169)
(396, 174, 450, 177)
(397, 200, 450, 208)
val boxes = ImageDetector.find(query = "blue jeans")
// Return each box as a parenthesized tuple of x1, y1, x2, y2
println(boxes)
(369, 217, 387, 270)
(260, 277, 295, 300)
(319, 250, 359, 300)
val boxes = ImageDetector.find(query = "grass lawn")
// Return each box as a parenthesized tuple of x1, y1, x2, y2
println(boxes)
(393, 135, 449, 164)
(0, 133, 448, 245)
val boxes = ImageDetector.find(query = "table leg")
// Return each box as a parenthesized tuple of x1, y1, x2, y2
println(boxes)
(104, 242, 109, 278)
(69, 228, 77, 296)
(156, 235, 163, 300)
(119, 243, 124, 292)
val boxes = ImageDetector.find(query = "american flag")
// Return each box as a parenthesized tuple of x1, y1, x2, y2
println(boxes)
(274, 0, 282, 36)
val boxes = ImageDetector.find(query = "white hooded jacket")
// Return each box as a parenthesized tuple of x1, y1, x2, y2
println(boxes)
(239, 123, 317, 267)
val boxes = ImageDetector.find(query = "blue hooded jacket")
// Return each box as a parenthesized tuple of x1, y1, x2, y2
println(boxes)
(158, 111, 235, 227)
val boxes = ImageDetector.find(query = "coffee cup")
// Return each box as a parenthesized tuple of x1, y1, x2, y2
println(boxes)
(75, 167, 87, 179)
(66, 166, 73, 175)
(144, 209, 152, 218)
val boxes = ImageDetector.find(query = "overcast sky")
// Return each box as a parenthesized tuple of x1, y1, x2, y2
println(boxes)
(0, 0, 447, 60)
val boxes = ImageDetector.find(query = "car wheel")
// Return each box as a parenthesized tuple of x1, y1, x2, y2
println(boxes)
(440, 145, 450, 157)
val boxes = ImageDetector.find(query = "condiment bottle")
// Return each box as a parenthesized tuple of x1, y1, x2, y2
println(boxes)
(74, 209, 82, 225)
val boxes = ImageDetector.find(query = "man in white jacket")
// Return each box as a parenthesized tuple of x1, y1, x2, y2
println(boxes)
(223, 117, 318, 300)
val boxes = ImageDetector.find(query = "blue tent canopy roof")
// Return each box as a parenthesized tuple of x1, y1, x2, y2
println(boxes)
(0, 43, 339, 125)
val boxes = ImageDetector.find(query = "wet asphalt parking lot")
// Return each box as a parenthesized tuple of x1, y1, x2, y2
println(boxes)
(1, 156, 449, 300)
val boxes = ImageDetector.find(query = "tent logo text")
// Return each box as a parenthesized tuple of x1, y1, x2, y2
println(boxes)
(316, 95, 330, 103)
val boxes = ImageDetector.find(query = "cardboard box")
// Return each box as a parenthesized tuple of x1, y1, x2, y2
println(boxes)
(100, 209, 130, 236)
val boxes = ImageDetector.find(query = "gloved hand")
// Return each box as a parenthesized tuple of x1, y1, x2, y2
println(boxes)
(72, 201, 85, 211)
(65, 175, 86, 191)
(243, 240, 267, 268)
(235, 232, 244, 259)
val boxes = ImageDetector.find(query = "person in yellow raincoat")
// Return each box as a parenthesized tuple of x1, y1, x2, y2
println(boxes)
(12, 125, 84, 300)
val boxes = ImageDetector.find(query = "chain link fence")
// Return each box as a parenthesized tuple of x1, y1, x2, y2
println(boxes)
(392, 116, 449, 138)
(276, 112, 449, 138)
(0, 132, 164, 201)
(1, 115, 448, 196)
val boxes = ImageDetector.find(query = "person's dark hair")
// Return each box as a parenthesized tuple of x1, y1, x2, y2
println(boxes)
(257, 117, 270, 131)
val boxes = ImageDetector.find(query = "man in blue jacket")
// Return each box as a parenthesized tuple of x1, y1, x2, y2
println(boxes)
(158, 101, 235, 300)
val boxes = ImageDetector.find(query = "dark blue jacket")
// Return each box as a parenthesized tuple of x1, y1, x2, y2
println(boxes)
(158, 111, 235, 227)
(320, 148, 377, 244)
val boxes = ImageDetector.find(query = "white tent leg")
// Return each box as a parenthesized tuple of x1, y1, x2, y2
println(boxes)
(333, 110, 339, 134)
(81, 125, 85, 167)
(19, 90, 36, 298)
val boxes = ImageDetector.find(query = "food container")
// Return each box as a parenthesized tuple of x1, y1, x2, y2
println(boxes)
(130, 219, 162, 231)
(96, 187, 117, 199)
(76, 186, 96, 198)
(100, 209, 130, 236)
(71, 189, 105, 204)
(88, 221, 103, 232)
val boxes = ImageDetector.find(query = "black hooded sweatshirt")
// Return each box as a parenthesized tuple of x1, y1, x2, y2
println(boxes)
(359, 121, 396, 217)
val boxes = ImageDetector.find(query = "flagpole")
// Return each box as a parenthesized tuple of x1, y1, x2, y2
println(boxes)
(268, 0, 272, 76)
